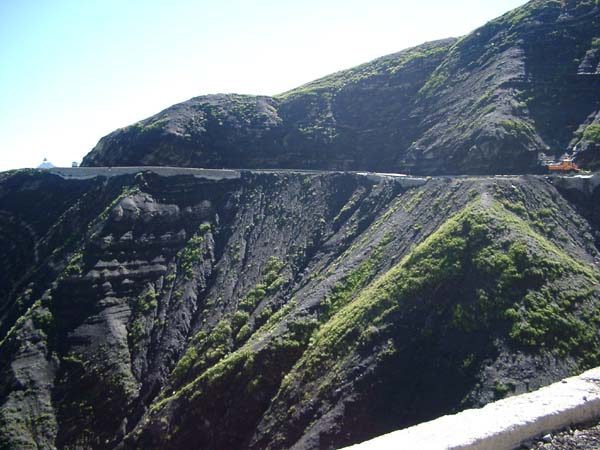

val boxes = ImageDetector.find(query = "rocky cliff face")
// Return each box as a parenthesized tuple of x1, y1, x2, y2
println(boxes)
(1, 169, 599, 449)
(81, 0, 600, 174)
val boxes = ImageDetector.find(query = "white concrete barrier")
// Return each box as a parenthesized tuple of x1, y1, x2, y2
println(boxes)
(43, 166, 430, 187)
(340, 367, 600, 450)
(548, 172, 600, 195)
(46, 166, 242, 180)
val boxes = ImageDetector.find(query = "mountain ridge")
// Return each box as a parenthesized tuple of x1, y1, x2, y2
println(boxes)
(82, 0, 600, 174)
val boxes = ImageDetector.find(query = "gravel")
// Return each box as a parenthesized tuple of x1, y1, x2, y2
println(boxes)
(523, 421, 600, 449)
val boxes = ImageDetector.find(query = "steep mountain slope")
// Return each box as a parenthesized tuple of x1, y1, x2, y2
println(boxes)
(1, 169, 599, 449)
(82, 0, 600, 174)
(81, 38, 455, 172)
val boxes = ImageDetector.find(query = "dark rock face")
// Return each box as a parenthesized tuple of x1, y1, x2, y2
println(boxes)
(1, 169, 600, 449)
(82, 1, 600, 174)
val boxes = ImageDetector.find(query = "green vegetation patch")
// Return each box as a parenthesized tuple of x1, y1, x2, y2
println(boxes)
(497, 0, 562, 28)
(239, 256, 285, 313)
(170, 319, 233, 387)
(63, 251, 84, 277)
(178, 223, 212, 279)
(583, 124, 600, 143)
(278, 199, 600, 400)
(278, 41, 453, 98)
(90, 186, 141, 231)
(419, 69, 450, 98)
(166, 255, 290, 395)
(152, 299, 309, 414)
(499, 120, 535, 137)
(320, 233, 392, 321)
(130, 117, 169, 133)
(131, 288, 157, 314)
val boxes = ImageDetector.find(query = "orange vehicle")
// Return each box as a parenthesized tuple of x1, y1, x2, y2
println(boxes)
(545, 155, 579, 173)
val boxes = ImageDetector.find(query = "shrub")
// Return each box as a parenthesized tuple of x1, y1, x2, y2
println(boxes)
(583, 124, 600, 143)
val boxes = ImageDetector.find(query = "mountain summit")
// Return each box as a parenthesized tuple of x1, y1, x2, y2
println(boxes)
(82, 0, 600, 174)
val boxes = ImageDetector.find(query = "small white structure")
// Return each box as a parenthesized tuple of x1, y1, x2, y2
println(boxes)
(37, 158, 55, 169)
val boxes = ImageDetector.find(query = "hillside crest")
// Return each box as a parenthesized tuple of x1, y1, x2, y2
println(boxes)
(82, 0, 600, 174)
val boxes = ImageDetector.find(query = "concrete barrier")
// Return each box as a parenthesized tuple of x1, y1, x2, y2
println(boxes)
(549, 172, 600, 195)
(43, 166, 430, 187)
(340, 367, 600, 450)
(46, 166, 241, 180)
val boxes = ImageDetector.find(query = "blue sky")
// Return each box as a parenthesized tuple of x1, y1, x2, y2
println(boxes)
(0, 0, 528, 171)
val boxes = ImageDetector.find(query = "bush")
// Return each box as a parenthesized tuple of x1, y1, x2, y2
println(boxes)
(583, 124, 600, 143)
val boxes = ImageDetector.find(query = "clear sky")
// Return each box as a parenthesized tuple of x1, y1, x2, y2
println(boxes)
(0, 0, 528, 171)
